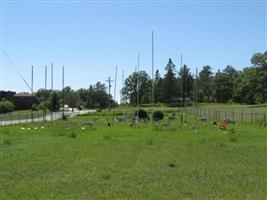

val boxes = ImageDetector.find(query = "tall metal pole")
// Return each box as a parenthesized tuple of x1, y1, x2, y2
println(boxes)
(62, 66, 65, 119)
(114, 66, 117, 101)
(120, 69, 124, 104)
(45, 66, 47, 90)
(106, 77, 113, 109)
(31, 65, 34, 122)
(180, 54, 183, 107)
(51, 63, 53, 90)
(51, 63, 53, 123)
(31, 65, 34, 94)
(195, 67, 198, 107)
(44, 66, 47, 120)
(136, 52, 140, 108)
(0, 0, 3, 90)
(113, 66, 118, 122)
(151, 31, 154, 105)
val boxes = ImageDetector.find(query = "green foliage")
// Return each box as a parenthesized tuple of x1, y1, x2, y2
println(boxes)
(31, 103, 38, 111)
(38, 101, 49, 112)
(50, 91, 60, 111)
(3, 138, 12, 145)
(122, 71, 152, 105)
(0, 100, 15, 113)
(70, 132, 77, 138)
(135, 109, 148, 120)
(153, 110, 164, 121)
(162, 59, 178, 104)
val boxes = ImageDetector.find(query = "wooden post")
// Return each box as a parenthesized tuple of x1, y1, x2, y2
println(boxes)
(241, 112, 243, 124)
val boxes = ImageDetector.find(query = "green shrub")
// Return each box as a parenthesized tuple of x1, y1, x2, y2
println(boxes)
(38, 101, 49, 112)
(70, 132, 77, 138)
(153, 110, 164, 121)
(134, 109, 148, 120)
(0, 100, 15, 113)
(3, 138, 12, 145)
(31, 103, 38, 111)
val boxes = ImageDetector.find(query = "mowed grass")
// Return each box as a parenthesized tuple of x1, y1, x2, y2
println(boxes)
(0, 112, 267, 199)
(198, 103, 267, 113)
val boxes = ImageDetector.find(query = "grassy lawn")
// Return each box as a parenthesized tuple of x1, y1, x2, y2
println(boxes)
(0, 111, 267, 199)
(198, 103, 267, 113)
(0, 110, 48, 121)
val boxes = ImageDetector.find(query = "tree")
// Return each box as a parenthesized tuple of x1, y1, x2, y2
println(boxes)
(251, 51, 267, 69)
(50, 91, 60, 111)
(198, 65, 213, 102)
(154, 69, 163, 103)
(0, 99, 14, 113)
(121, 71, 151, 105)
(212, 66, 238, 103)
(162, 59, 177, 104)
(178, 65, 194, 106)
(62, 86, 79, 111)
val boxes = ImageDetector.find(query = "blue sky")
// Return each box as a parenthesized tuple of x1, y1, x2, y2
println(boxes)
(0, 0, 266, 101)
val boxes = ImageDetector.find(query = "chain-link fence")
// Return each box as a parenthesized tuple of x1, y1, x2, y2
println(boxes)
(0, 110, 91, 126)
(182, 107, 267, 127)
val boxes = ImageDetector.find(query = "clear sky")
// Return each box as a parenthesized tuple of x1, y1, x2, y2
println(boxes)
(0, 0, 266, 102)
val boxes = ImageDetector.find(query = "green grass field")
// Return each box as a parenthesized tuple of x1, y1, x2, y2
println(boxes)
(198, 103, 267, 113)
(0, 111, 267, 199)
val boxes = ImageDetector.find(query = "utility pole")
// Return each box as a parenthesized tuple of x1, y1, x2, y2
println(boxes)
(195, 68, 198, 107)
(120, 69, 124, 104)
(51, 63, 53, 90)
(183, 63, 186, 107)
(31, 65, 34, 122)
(62, 66, 65, 120)
(137, 52, 140, 120)
(51, 63, 53, 123)
(45, 66, 47, 90)
(106, 76, 113, 109)
(151, 31, 154, 105)
(44, 65, 47, 121)
(31, 65, 34, 94)
(180, 54, 183, 107)
(113, 66, 118, 122)
(0, 0, 3, 90)
(114, 66, 117, 102)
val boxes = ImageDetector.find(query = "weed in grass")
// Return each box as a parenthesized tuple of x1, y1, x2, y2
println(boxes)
(199, 138, 206, 144)
(103, 134, 111, 140)
(229, 134, 238, 142)
(145, 138, 154, 146)
(218, 141, 227, 147)
(102, 174, 111, 180)
(3, 138, 12, 145)
(58, 131, 65, 136)
(168, 160, 176, 168)
(70, 132, 77, 138)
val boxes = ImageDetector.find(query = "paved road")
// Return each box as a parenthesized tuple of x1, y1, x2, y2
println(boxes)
(0, 110, 96, 126)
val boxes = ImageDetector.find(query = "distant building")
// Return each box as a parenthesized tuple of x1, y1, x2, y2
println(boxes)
(12, 93, 38, 110)
(0, 90, 16, 101)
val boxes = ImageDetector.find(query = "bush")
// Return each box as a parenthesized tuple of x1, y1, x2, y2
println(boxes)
(0, 100, 15, 113)
(153, 110, 164, 121)
(135, 109, 148, 120)
(31, 103, 38, 111)
(38, 101, 49, 112)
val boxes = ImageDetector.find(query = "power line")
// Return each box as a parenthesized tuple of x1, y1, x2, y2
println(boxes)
(0, 47, 32, 92)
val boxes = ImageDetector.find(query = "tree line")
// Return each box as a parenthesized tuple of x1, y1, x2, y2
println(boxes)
(121, 51, 267, 106)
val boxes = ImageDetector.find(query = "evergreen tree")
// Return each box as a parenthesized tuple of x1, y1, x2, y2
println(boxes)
(154, 69, 163, 103)
(162, 59, 177, 104)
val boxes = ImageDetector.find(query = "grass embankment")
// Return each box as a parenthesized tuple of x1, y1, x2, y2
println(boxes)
(0, 111, 266, 199)
(198, 103, 267, 113)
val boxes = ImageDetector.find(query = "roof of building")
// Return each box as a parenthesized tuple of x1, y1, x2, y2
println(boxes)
(14, 93, 36, 97)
